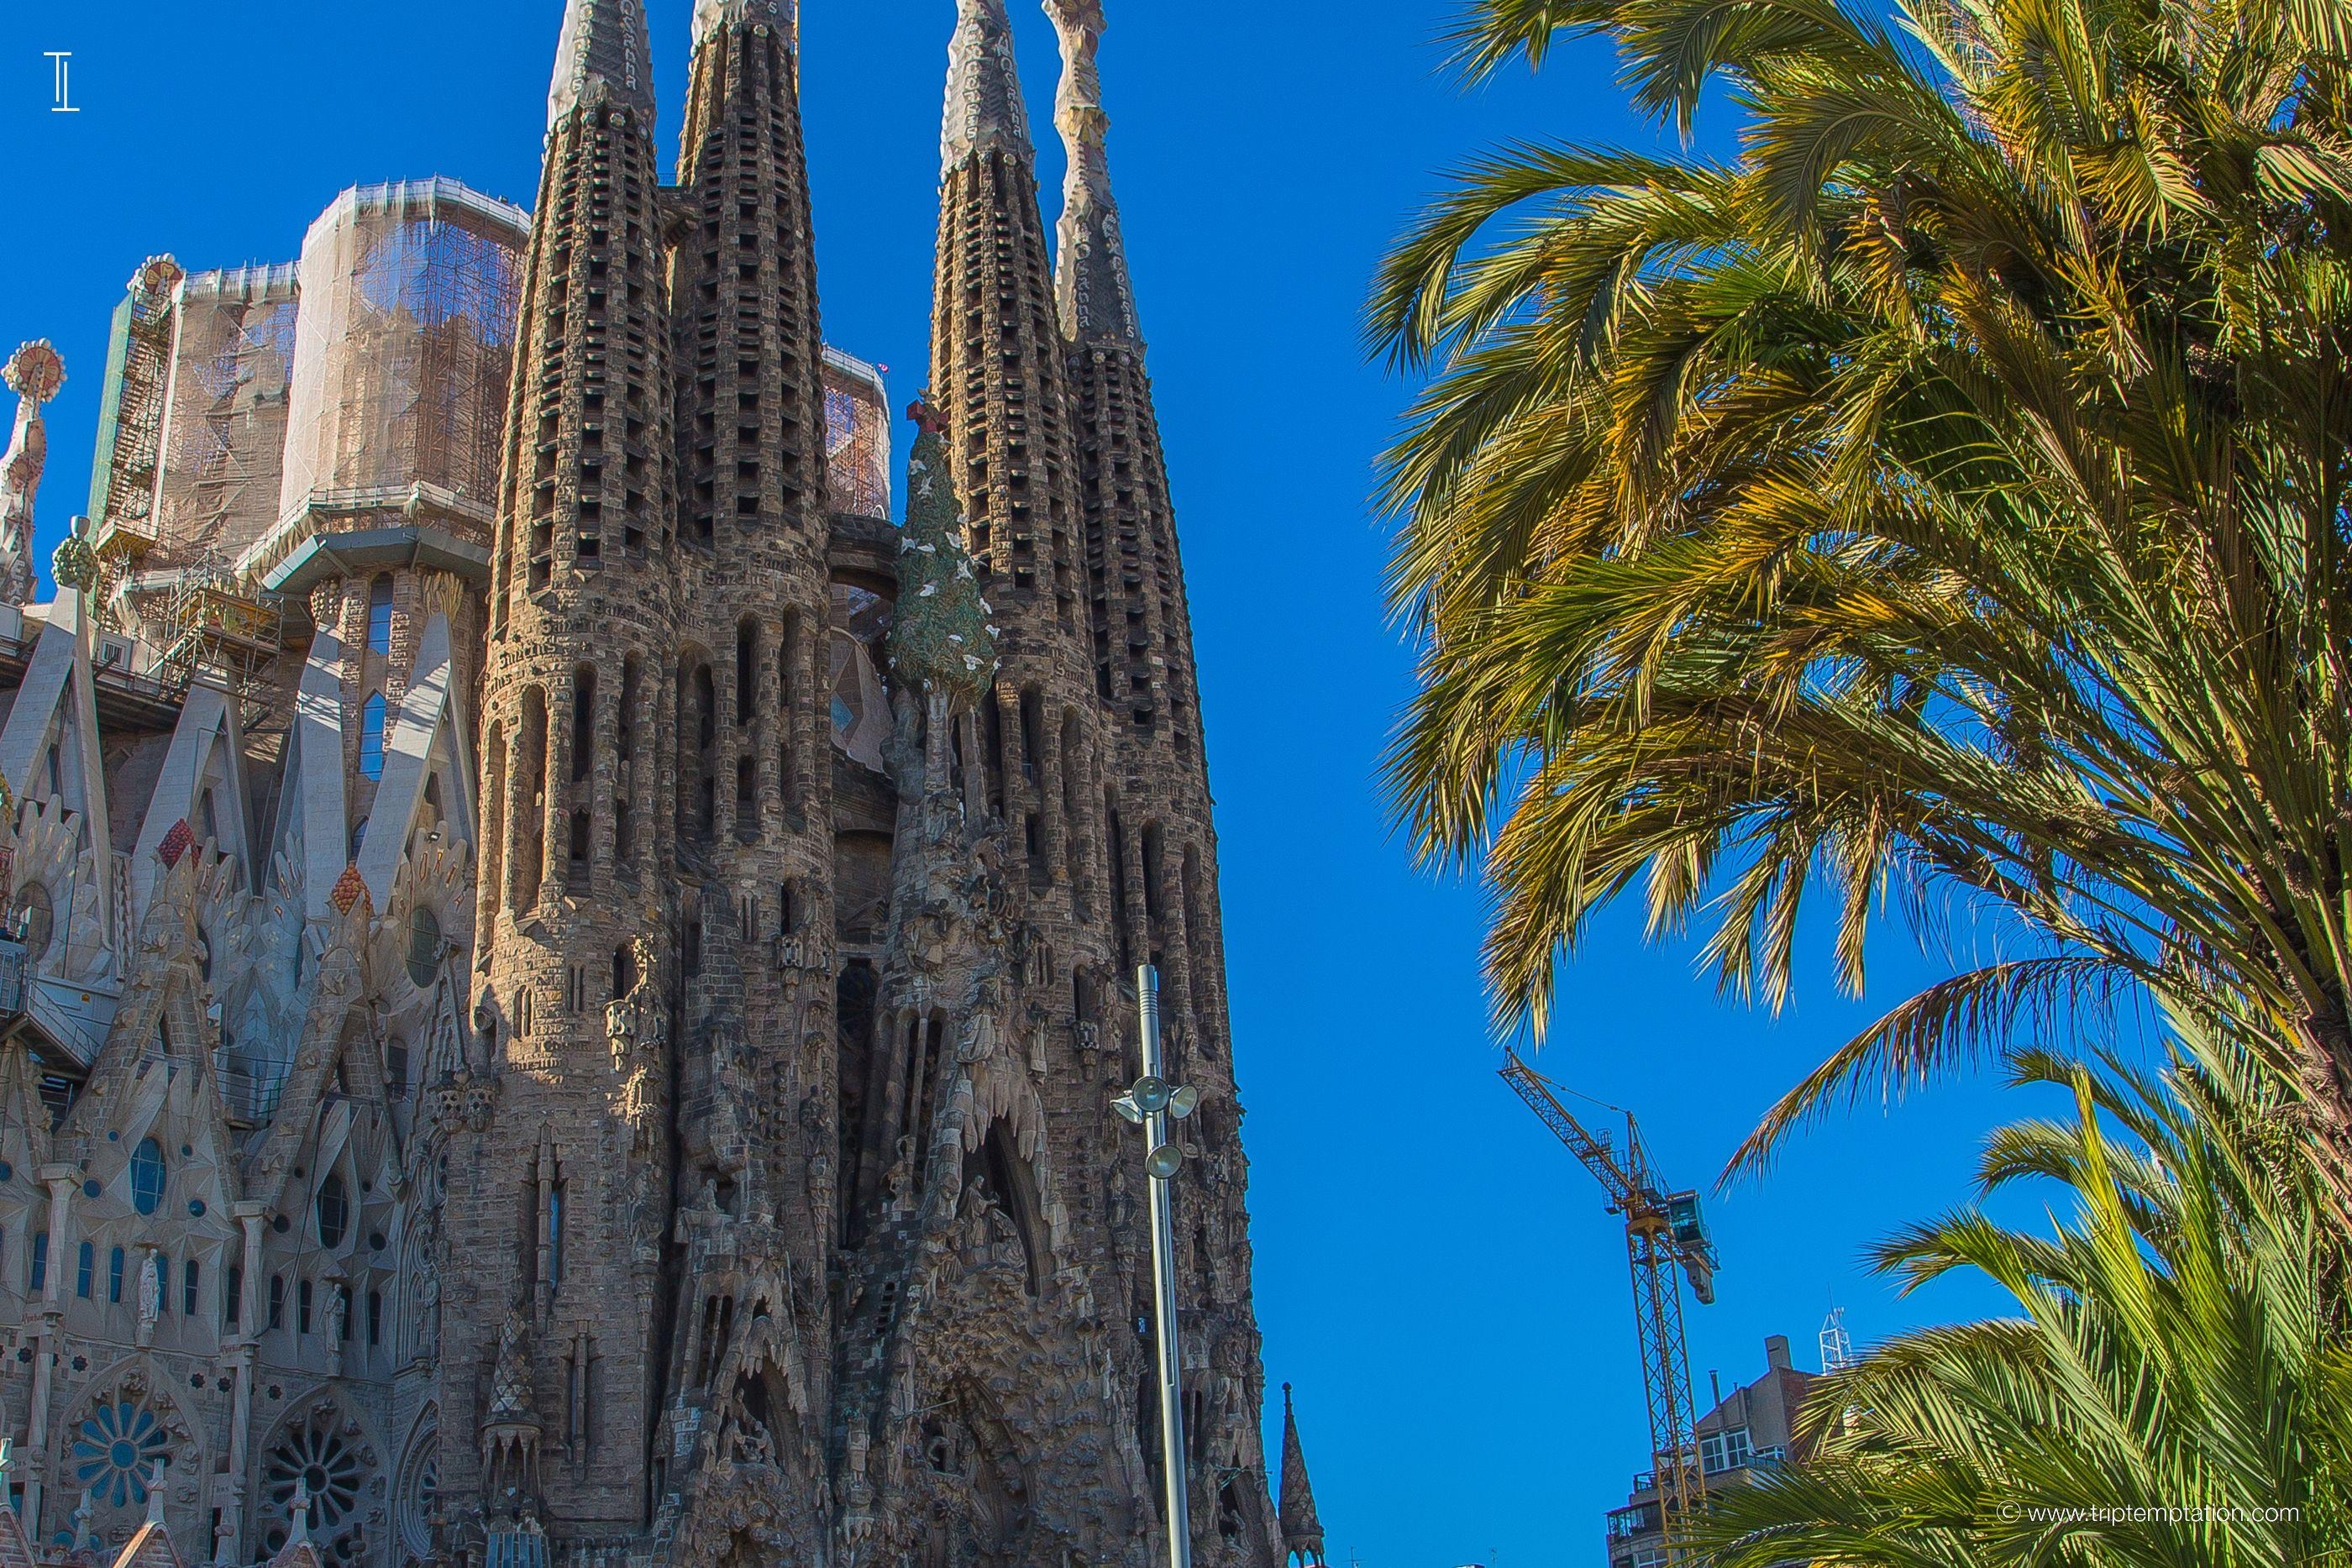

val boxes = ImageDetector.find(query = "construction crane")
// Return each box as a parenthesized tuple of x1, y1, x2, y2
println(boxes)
(1500, 1049, 1719, 1554)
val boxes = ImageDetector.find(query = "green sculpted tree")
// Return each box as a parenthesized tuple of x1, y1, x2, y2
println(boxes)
(1694, 1035, 2352, 1565)
(890, 399, 998, 705)
(1372, 0, 2352, 1189)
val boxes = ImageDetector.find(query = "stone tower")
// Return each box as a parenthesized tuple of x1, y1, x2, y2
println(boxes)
(1047, 1, 1277, 1546)
(0, 0, 1299, 1562)
(449, 0, 680, 1550)
(655, 0, 843, 1559)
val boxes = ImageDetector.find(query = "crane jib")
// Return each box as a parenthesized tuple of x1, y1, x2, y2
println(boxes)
(1500, 1048, 1721, 1561)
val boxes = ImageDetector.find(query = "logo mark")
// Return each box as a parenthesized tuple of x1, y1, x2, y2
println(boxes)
(46, 52, 79, 113)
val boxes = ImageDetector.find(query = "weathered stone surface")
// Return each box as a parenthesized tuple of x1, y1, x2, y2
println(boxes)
(0, 3, 1289, 1565)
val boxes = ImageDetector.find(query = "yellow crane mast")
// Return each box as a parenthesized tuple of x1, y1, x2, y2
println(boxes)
(1500, 1050, 1719, 1554)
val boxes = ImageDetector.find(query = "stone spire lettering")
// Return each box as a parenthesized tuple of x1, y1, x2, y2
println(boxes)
(547, 0, 654, 129)
(942, 0, 1031, 170)
(0, 342, 63, 609)
(693, 0, 791, 41)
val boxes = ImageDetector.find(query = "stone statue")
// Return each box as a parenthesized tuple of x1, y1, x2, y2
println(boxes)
(986, 1202, 1024, 1273)
(134, 1249, 162, 1345)
(883, 1136, 917, 1224)
(959, 1177, 995, 1256)
(839, 1427, 875, 1549)
(676, 1177, 727, 1249)
(955, 973, 1005, 1064)
(697, 1023, 754, 1182)
(325, 1285, 349, 1374)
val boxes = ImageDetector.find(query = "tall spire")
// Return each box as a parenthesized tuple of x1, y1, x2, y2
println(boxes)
(1278, 1384, 1328, 1568)
(547, 0, 654, 129)
(943, 0, 1032, 170)
(1047, 0, 1140, 343)
(0, 343, 63, 608)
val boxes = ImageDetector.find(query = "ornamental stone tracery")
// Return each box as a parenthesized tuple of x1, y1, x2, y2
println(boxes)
(0, 1, 1317, 1565)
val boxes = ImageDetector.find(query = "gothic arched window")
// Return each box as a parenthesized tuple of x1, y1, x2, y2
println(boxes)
(367, 574, 395, 655)
(17, 881, 53, 962)
(129, 1138, 165, 1215)
(360, 694, 388, 780)
(407, 906, 443, 989)
(316, 1174, 350, 1250)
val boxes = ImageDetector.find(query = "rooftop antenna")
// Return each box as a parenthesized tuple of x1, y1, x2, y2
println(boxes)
(1820, 1303, 1854, 1373)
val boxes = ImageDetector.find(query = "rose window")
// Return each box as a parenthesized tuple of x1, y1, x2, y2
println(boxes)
(263, 1413, 365, 1560)
(70, 1397, 172, 1509)
(396, 1430, 438, 1560)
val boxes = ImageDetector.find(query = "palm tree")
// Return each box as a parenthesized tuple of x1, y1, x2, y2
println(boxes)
(1690, 1034, 2352, 1565)
(1370, 0, 2352, 1191)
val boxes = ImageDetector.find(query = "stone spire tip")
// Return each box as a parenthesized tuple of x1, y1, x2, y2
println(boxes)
(1046, 0, 1141, 343)
(943, 0, 1033, 172)
(0, 342, 60, 609)
(549, 0, 656, 131)
(1279, 1383, 1327, 1568)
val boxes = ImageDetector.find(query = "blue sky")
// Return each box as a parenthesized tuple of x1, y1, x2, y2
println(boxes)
(3, 3, 2038, 1564)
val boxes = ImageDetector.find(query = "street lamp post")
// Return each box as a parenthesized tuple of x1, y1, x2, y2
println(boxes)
(1115, 964, 1202, 1568)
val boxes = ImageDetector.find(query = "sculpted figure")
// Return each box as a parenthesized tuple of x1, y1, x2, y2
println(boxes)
(136, 1248, 162, 1341)
(884, 1136, 917, 1223)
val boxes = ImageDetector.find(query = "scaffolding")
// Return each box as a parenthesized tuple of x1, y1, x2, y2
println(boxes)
(155, 564, 285, 696)
(148, 264, 301, 569)
(823, 346, 892, 519)
(276, 179, 529, 528)
(85, 257, 184, 553)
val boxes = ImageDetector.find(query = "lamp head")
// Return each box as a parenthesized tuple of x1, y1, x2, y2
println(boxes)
(1145, 1143, 1185, 1180)
(1111, 1093, 1144, 1125)
(1131, 1075, 1173, 1114)
(1168, 1083, 1200, 1120)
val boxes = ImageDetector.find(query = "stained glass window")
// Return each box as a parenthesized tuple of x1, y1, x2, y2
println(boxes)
(71, 1398, 171, 1509)
(360, 694, 387, 781)
(130, 1138, 165, 1215)
(367, 575, 394, 655)
(317, 1174, 350, 1249)
(407, 906, 443, 989)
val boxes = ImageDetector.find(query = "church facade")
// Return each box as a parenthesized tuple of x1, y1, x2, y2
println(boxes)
(0, 3, 1313, 1565)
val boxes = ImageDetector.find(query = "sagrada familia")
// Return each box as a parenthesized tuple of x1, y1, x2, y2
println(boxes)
(0, 2, 1333, 1565)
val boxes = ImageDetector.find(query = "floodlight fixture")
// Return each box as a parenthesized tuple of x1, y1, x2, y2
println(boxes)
(1168, 1084, 1200, 1120)
(1145, 1143, 1185, 1181)
(1112, 1093, 1145, 1125)
(1131, 1075, 1173, 1114)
